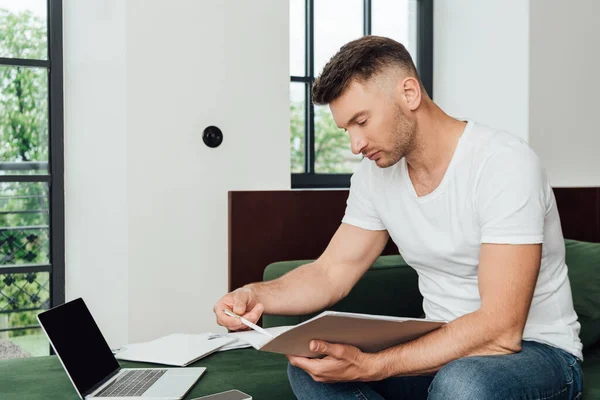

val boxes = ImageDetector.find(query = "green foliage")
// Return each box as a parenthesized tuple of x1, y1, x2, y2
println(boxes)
(0, 66, 48, 163)
(0, 9, 48, 164)
(290, 101, 304, 173)
(290, 101, 362, 173)
(314, 106, 355, 173)
(0, 9, 46, 60)
(0, 9, 49, 338)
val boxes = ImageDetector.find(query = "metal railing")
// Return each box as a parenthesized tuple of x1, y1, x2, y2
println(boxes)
(0, 162, 51, 340)
(0, 227, 50, 336)
(0, 162, 48, 172)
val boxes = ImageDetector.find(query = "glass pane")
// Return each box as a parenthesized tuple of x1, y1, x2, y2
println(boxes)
(0, 182, 49, 266)
(314, 105, 362, 173)
(290, 0, 305, 76)
(314, 0, 363, 77)
(0, 66, 48, 174)
(0, 0, 47, 60)
(290, 82, 305, 173)
(372, 0, 418, 63)
(0, 272, 50, 359)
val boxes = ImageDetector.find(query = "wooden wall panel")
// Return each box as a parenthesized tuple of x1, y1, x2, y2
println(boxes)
(553, 187, 600, 243)
(228, 190, 398, 291)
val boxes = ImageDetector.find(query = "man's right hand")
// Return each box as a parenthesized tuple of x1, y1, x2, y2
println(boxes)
(213, 287, 264, 331)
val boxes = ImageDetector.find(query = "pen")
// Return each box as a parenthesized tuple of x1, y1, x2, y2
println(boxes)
(223, 309, 273, 337)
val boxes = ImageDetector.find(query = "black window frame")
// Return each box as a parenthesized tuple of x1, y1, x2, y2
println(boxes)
(0, 0, 65, 315)
(291, 0, 433, 189)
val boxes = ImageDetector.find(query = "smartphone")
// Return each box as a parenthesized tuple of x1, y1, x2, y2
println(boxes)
(190, 389, 252, 400)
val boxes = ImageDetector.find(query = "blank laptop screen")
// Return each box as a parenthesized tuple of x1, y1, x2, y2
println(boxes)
(38, 298, 120, 397)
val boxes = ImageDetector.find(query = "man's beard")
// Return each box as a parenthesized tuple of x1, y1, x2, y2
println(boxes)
(377, 105, 418, 168)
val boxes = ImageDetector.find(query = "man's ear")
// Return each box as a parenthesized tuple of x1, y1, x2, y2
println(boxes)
(398, 77, 422, 111)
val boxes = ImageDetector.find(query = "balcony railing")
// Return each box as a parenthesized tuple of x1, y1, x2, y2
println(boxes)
(0, 162, 48, 173)
(0, 162, 51, 358)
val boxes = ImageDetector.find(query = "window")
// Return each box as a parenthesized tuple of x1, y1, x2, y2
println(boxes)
(0, 0, 64, 359)
(290, 0, 433, 188)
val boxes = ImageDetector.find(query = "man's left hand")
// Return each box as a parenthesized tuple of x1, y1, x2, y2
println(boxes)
(287, 340, 382, 383)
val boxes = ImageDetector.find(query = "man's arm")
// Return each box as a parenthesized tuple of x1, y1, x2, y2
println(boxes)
(246, 223, 389, 315)
(372, 242, 541, 377)
(214, 223, 388, 330)
(290, 243, 541, 382)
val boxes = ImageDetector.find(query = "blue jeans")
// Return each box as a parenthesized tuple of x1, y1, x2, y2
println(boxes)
(288, 341, 583, 399)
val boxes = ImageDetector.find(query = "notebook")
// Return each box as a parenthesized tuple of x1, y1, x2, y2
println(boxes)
(115, 333, 236, 366)
(227, 311, 446, 358)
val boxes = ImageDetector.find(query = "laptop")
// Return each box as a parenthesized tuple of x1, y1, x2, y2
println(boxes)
(37, 298, 206, 399)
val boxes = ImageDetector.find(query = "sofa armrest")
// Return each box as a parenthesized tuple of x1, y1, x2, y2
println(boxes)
(262, 255, 423, 328)
(564, 239, 600, 350)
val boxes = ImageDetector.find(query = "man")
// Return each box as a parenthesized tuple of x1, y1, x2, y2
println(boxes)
(213, 36, 584, 399)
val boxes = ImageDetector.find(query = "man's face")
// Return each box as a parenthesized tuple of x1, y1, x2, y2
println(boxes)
(329, 78, 417, 168)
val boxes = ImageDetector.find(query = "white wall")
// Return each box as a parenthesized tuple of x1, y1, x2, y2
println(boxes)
(433, 0, 530, 141)
(529, 0, 600, 187)
(64, 0, 129, 347)
(125, 0, 290, 343)
(64, 0, 290, 347)
(434, 0, 599, 187)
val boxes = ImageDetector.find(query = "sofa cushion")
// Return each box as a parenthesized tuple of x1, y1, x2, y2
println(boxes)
(565, 239, 600, 349)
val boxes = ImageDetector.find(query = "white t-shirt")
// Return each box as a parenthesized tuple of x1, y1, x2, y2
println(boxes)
(342, 120, 583, 360)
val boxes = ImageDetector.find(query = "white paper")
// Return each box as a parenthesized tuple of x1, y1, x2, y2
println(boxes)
(115, 333, 235, 366)
(226, 326, 294, 349)
(216, 338, 252, 351)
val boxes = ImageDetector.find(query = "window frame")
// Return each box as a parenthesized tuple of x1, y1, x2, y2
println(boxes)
(0, 0, 65, 314)
(291, 0, 433, 189)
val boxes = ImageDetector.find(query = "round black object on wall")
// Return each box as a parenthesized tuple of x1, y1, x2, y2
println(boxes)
(203, 126, 223, 148)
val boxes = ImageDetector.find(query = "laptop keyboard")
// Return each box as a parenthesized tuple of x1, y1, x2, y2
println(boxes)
(96, 369, 167, 397)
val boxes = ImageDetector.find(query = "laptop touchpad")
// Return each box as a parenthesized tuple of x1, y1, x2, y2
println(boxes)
(142, 369, 204, 398)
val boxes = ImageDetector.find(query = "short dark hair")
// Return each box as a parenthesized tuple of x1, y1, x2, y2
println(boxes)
(312, 35, 421, 106)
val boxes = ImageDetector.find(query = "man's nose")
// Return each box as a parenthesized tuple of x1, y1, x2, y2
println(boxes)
(350, 131, 367, 155)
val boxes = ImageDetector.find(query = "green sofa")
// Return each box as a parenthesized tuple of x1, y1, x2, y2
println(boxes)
(0, 240, 598, 399)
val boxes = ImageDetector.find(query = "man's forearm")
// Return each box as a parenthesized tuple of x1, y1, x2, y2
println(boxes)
(371, 309, 523, 379)
(244, 261, 342, 316)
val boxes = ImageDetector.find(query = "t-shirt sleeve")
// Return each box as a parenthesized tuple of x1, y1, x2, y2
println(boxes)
(342, 160, 386, 231)
(474, 143, 549, 244)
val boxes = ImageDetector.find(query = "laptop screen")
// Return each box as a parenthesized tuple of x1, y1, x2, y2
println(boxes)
(38, 298, 120, 397)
